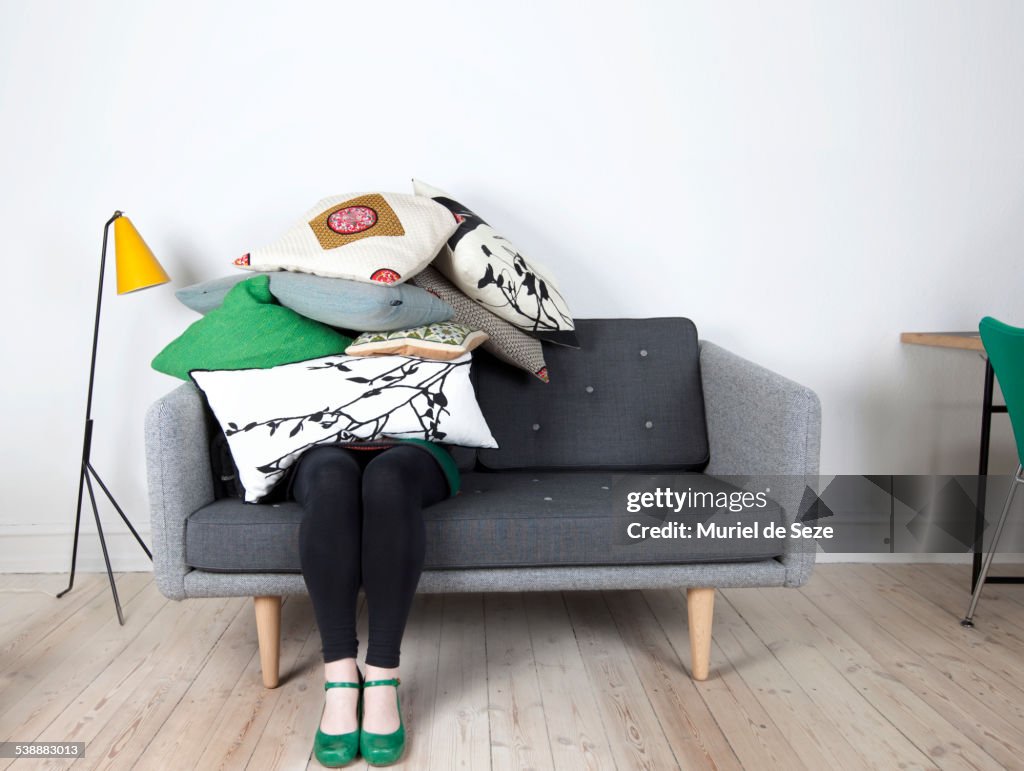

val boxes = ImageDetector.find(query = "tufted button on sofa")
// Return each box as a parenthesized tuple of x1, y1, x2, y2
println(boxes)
(145, 318, 820, 686)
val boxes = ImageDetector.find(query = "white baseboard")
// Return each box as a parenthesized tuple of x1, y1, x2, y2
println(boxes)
(815, 551, 1024, 564)
(0, 523, 155, 573)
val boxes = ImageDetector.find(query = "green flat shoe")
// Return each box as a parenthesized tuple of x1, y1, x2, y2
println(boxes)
(359, 677, 405, 766)
(313, 670, 363, 768)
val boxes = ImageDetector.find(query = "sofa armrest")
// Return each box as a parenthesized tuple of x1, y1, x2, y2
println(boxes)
(144, 381, 215, 600)
(699, 340, 822, 586)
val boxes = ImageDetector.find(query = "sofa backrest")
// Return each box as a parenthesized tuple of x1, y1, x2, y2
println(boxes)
(472, 317, 709, 471)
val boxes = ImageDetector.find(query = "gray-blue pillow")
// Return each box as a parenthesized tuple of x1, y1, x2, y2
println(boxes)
(175, 271, 453, 332)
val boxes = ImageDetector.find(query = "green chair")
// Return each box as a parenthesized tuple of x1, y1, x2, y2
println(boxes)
(962, 316, 1024, 627)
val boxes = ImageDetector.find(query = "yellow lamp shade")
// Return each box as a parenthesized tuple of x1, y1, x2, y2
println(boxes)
(114, 215, 170, 294)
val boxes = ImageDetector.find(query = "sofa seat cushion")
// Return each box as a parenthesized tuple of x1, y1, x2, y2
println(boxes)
(474, 318, 709, 471)
(184, 472, 784, 573)
(185, 499, 302, 573)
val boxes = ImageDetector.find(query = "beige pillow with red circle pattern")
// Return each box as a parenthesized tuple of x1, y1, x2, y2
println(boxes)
(233, 192, 459, 286)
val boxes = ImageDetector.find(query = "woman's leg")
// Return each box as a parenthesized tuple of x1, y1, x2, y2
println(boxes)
(359, 445, 449, 732)
(292, 445, 364, 733)
(360, 445, 448, 666)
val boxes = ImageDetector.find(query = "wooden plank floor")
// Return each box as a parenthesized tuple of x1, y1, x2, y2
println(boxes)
(0, 565, 1021, 770)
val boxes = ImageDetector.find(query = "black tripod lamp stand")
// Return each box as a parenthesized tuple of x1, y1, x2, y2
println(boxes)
(57, 211, 170, 625)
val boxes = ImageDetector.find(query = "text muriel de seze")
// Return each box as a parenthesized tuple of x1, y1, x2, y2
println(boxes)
(626, 520, 834, 540)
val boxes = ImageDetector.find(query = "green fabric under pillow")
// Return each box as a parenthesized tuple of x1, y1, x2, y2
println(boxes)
(152, 275, 353, 380)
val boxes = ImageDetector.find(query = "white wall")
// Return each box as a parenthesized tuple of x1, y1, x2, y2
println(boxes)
(2, 1, 1023, 571)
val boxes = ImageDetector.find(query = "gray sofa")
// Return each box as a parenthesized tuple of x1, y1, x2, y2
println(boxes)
(144, 318, 821, 686)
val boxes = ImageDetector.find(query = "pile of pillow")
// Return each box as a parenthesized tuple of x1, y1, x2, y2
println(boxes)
(154, 182, 579, 501)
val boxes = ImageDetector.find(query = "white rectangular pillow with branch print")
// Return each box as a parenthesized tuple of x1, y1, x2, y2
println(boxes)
(190, 352, 496, 502)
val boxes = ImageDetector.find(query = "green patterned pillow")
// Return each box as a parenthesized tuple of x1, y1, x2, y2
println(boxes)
(152, 275, 353, 380)
(346, 321, 488, 361)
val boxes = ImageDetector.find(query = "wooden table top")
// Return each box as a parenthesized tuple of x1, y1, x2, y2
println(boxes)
(900, 331, 983, 352)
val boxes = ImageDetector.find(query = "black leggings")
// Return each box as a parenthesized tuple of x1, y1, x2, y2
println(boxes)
(289, 444, 449, 668)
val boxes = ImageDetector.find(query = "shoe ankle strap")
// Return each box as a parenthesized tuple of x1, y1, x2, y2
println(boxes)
(324, 680, 361, 690)
(362, 677, 401, 688)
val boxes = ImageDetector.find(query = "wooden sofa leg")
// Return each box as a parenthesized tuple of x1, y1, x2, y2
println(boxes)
(254, 595, 282, 688)
(686, 588, 715, 681)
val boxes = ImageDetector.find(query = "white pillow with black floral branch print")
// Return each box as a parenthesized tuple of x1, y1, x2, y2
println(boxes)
(411, 179, 579, 348)
(190, 353, 497, 503)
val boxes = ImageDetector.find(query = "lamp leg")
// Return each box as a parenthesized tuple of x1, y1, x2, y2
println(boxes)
(84, 470, 125, 626)
(56, 462, 88, 599)
(962, 464, 1022, 627)
(87, 462, 152, 560)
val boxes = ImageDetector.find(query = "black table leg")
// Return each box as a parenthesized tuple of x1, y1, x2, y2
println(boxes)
(972, 358, 1020, 591)
(972, 360, 995, 592)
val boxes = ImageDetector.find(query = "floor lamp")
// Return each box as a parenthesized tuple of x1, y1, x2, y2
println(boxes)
(56, 211, 170, 625)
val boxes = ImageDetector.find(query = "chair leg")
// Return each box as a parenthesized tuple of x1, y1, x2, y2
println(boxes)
(686, 588, 715, 680)
(254, 595, 282, 688)
(962, 465, 1022, 627)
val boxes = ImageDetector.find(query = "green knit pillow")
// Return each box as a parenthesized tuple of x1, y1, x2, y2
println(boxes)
(152, 275, 352, 380)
